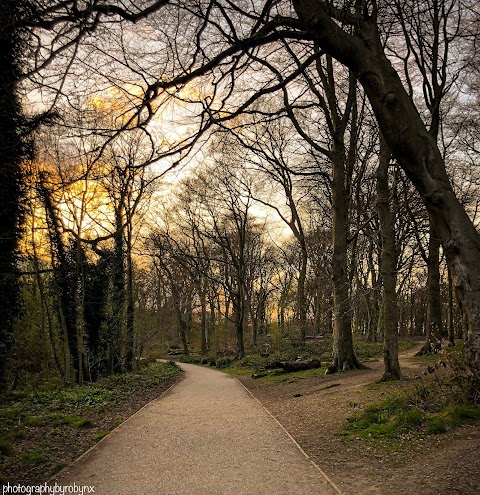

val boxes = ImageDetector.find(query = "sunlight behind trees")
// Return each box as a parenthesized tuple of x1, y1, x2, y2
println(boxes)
(0, 0, 479, 392)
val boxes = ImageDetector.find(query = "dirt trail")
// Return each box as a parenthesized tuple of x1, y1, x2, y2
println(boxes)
(240, 344, 480, 495)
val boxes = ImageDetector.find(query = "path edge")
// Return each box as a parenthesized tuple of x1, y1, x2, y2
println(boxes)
(236, 377, 344, 495)
(48, 373, 184, 483)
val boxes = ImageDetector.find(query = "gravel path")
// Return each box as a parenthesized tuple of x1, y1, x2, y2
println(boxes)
(52, 363, 342, 495)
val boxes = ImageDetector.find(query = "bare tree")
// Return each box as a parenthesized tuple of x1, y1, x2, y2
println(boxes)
(217, 116, 313, 341)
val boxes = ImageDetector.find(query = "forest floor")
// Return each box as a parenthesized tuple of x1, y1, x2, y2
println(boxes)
(3, 346, 479, 493)
(0, 362, 181, 485)
(239, 343, 480, 495)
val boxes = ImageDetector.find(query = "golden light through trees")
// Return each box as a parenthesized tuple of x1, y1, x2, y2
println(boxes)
(4, 0, 480, 390)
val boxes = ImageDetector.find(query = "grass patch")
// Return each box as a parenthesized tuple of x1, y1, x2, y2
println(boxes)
(0, 439, 13, 457)
(23, 416, 44, 427)
(7, 428, 26, 440)
(223, 367, 258, 376)
(257, 366, 327, 383)
(52, 415, 93, 428)
(426, 416, 447, 434)
(95, 431, 109, 441)
(354, 339, 416, 361)
(113, 417, 125, 428)
(0, 361, 179, 431)
(444, 403, 480, 425)
(50, 463, 67, 474)
(47, 428, 63, 437)
(343, 396, 462, 442)
(21, 452, 46, 465)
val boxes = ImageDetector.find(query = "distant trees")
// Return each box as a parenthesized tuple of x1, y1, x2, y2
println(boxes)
(148, 159, 270, 359)
(0, 0, 174, 388)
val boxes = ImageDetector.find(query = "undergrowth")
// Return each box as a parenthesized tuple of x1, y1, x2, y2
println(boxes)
(341, 346, 480, 447)
(179, 338, 416, 380)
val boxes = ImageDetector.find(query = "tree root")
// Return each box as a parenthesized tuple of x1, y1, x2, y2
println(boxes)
(325, 357, 368, 374)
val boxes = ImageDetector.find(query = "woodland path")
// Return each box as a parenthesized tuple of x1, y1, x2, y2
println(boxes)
(52, 362, 342, 495)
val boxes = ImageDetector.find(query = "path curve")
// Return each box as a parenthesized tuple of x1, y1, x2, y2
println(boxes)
(52, 363, 341, 495)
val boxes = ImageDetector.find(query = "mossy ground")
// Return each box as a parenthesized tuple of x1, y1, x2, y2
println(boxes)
(340, 344, 480, 454)
(0, 361, 180, 485)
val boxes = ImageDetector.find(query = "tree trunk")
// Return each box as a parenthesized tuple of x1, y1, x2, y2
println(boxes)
(124, 232, 135, 371)
(377, 134, 401, 381)
(313, 287, 321, 335)
(39, 179, 80, 383)
(298, 244, 308, 341)
(293, 1, 480, 377)
(111, 206, 126, 373)
(366, 241, 379, 342)
(250, 302, 258, 346)
(232, 294, 245, 359)
(199, 288, 208, 354)
(84, 255, 109, 381)
(207, 292, 215, 351)
(448, 266, 456, 346)
(417, 223, 444, 355)
(177, 311, 190, 356)
(328, 150, 361, 373)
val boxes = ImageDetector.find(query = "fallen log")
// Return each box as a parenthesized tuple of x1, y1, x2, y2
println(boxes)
(264, 359, 321, 373)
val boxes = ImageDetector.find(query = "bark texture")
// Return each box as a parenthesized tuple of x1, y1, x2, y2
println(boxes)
(377, 134, 401, 381)
(329, 150, 361, 372)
